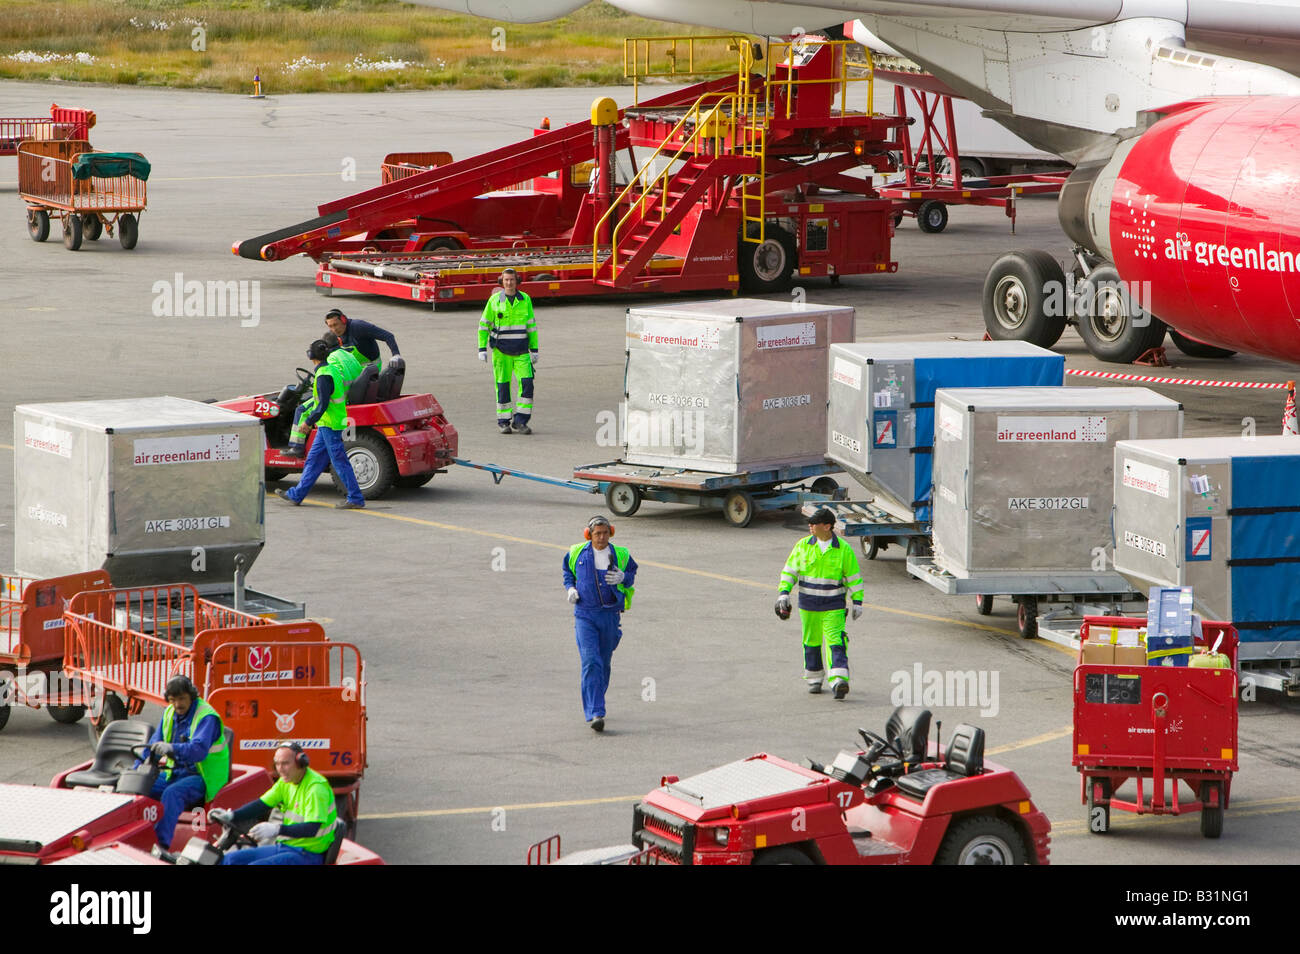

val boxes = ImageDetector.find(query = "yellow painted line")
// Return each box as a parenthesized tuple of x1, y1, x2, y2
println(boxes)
(360, 793, 641, 820)
(287, 493, 1025, 638)
(153, 171, 377, 182)
(986, 724, 1072, 756)
(1050, 794, 1300, 836)
(0, 443, 11, 451)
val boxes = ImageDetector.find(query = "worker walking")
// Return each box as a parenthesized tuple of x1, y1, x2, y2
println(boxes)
(286, 338, 362, 457)
(478, 268, 539, 435)
(275, 339, 366, 509)
(563, 515, 637, 732)
(775, 508, 864, 699)
(324, 308, 401, 374)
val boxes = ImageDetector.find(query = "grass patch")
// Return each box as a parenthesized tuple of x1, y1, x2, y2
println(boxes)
(0, 0, 740, 94)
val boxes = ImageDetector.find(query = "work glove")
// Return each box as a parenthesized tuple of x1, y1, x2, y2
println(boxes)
(851, 603, 863, 621)
(208, 808, 234, 827)
(250, 822, 281, 843)
(605, 568, 624, 585)
(150, 741, 174, 758)
(530, 350, 540, 367)
(389, 355, 405, 370)
(775, 594, 792, 621)
(477, 350, 488, 362)
(567, 587, 580, 604)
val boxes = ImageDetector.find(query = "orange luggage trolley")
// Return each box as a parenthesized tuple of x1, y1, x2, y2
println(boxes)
(17, 137, 146, 250)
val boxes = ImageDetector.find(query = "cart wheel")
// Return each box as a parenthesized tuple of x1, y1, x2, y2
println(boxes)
(1016, 597, 1039, 639)
(47, 705, 87, 725)
(604, 482, 641, 517)
(344, 430, 397, 500)
(1199, 780, 1224, 839)
(753, 846, 814, 865)
(916, 200, 949, 234)
(935, 815, 1027, 865)
(738, 223, 797, 292)
(974, 594, 994, 616)
(810, 476, 839, 497)
(118, 213, 139, 250)
(81, 213, 103, 241)
(63, 213, 83, 251)
(86, 692, 127, 748)
(1086, 776, 1111, 835)
(722, 490, 755, 528)
(861, 536, 880, 560)
(336, 793, 358, 841)
(27, 209, 49, 242)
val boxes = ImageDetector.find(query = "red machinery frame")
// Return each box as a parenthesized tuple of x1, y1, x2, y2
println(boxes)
(0, 104, 93, 156)
(1073, 615, 1239, 836)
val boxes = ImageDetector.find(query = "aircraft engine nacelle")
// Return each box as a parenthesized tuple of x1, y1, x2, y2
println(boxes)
(1059, 95, 1300, 361)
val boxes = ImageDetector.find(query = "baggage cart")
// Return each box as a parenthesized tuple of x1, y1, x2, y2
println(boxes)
(1072, 615, 1239, 837)
(0, 104, 93, 156)
(18, 138, 147, 250)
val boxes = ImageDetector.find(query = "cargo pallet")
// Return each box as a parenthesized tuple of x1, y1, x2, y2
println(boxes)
(237, 34, 906, 308)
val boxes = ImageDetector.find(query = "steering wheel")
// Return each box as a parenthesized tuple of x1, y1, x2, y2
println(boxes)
(295, 367, 314, 389)
(858, 728, 903, 762)
(130, 743, 157, 763)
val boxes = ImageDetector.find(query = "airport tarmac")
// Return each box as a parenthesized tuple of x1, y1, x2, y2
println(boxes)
(1, 81, 1297, 867)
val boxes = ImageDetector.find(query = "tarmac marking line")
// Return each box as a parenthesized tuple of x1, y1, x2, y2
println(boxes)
(985, 724, 1073, 756)
(1050, 795, 1300, 836)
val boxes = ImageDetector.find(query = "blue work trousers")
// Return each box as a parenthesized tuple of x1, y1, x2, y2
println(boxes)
(148, 773, 206, 849)
(288, 426, 363, 505)
(221, 844, 325, 866)
(575, 610, 622, 721)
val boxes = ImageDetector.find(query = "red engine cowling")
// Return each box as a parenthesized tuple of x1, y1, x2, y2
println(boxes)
(1061, 95, 1300, 361)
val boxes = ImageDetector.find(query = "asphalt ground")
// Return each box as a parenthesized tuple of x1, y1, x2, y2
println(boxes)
(1, 81, 1297, 870)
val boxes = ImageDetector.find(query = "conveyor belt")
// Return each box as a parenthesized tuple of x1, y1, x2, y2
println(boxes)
(236, 210, 349, 260)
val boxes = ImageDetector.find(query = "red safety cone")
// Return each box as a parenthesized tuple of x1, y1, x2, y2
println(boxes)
(1284, 380, 1298, 436)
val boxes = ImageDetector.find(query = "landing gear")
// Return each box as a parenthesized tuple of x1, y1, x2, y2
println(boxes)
(1076, 264, 1167, 364)
(982, 250, 1067, 348)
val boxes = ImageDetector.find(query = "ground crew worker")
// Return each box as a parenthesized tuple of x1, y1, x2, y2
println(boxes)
(324, 308, 401, 374)
(285, 337, 362, 457)
(478, 267, 538, 434)
(138, 675, 229, 851)
(210, 743, 337, 866)
(775, 507, 864, 699)
(274, 339, 366, 509)
(562, 515, 637, 732)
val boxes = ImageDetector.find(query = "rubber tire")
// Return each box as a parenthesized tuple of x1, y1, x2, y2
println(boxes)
(343, 430, 397, 500)
(1200, 780, 1224, 839)
(394, 472, 436, 489)
(722, 490, 755, 528)
(862, 536, 880, 561)
(118, 213, 139, 250)
(916, 200, 949, 233)
(63, 213, 83, 251)
(265, 468, 290, 482)
(420, 237, 462, 254)
(1017, 596, 1039, 640)
(810, 476, 839, 497)
(48, 704, 87, 725)
(81, 214, 103, 241)
(1169, 329, 1237, 359)
(982, 250, 1068, 348)
(891, 210, 904, 229)
(27, 209, 49, 242)
(1075, 264, 1167, 364)
(336, 794, 357, 841)
(936, 815, 1027, 865)
(943, 156, 986, 180)
(0, 697, 10, 732)
(738, 224, 796, 293)
(86, 692, 128, 748)
(1086, 776, 1111, 835)
(605, 482, 641, 517)
(975, 594, 994, 616)
(753, 846, 814, 865)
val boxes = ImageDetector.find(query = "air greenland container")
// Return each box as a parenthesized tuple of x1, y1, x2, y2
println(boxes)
(1111, 435, 1300, 665)
(931, 387, 1183, 576)
(623, 299, 854, 473)
(825, 340, 1063, 521)
(14, 397, 266, 587)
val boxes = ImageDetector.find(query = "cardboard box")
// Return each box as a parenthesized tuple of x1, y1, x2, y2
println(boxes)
(1114, 645, 1148, 666)
(1081, 641, 1115, 665)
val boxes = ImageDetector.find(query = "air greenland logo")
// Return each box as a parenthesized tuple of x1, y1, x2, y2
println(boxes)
(638, 320, 721, 350)
(133, 433, 240, 465)
(997, 416, 1107, 443)
(756, 321, 816, 350)
(23, 421, 73, 458)
(1157, 229, 1300, 273)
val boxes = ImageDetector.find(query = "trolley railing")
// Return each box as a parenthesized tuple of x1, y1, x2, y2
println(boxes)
(18, 139, 147, 212)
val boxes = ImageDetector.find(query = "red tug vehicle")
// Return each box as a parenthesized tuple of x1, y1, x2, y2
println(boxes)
(531, 707, 1051, 865)
(235, 35, 906, 307)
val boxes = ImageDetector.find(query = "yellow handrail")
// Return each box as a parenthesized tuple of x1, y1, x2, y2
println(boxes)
(763, 37, 875, 120)
(623, 34, 756, 106)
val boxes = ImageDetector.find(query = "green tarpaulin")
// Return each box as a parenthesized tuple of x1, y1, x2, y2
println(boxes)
(71, 152, 151, 181)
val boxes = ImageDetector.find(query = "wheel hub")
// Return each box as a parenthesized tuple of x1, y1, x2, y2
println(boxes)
(753, 240, 786, 282)
(993, 276, 1028, 329)
(961, 838, 1012, 865)
(349, 450, 378, 491)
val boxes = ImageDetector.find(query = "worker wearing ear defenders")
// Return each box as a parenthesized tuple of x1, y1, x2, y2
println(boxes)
(562, 515, 637, 733)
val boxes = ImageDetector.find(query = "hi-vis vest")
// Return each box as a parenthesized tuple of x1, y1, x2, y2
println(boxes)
(568, 543, 634, 611)
(328, 347, 363, 387)
(313, 363, 348, 430)
(160, 698, 229, 802)
(267, 768, 338, 854)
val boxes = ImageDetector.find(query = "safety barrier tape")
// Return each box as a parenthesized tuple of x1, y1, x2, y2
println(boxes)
(1066, 368, 1292, 390)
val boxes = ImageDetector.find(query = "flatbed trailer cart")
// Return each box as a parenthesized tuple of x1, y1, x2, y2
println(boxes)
(0, 104, 93, 156)
(906, 555, 1144, 642)
(453, 457, 843, 527)
(1073, 615, 1239, 838)
(18, 138, 147, 250)
(799, 499, 931, 561)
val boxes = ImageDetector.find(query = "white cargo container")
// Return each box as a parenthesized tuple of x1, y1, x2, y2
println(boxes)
(14, 397, 266, 587)
(931, 387, 1183, 576)
(1112, 435, 1300, 691)
(623, 299, 854, 473)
